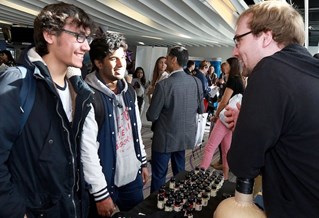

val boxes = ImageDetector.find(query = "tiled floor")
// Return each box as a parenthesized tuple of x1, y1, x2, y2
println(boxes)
(140, 101, 236, 198)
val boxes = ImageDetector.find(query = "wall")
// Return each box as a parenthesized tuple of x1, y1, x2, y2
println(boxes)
(135, 46, 168, 82)
(185, 46, 234, 62)
(130, 44, 319, 81)
(188, 45, 319, 59)
(308, 46, 319, 56)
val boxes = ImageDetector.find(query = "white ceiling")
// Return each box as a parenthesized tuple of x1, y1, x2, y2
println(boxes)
(0, 0, 251, 48)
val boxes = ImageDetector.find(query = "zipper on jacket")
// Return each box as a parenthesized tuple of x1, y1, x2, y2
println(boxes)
(55, 100, 77, 218)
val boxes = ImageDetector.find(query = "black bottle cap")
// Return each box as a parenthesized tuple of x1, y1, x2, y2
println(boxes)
(236, 178, 254, 194)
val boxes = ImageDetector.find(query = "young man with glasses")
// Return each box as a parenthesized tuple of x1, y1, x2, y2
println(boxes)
(0, 2, 95, 217)
(226, 1, 319, 217)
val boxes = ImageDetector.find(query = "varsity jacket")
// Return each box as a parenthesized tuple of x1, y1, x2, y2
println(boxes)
(0, 47, 93, 217)
(82, 71, 147, 202)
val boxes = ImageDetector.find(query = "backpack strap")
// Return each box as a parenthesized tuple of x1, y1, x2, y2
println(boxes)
(91, 88, 105, 130)
(18, 66, 36, 134)
(126, 84, 136, 104)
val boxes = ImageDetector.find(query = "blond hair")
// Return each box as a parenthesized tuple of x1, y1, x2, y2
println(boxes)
(238, 1, 305, 46)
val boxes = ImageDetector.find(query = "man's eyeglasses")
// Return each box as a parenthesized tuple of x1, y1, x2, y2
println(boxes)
(233, 31, 252, 47)
(60, 29, 93, 44)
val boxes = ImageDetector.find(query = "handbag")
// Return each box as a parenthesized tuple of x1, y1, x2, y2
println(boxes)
(194, 113, 208, 147)
(193, 77, 207, 147)
(219, 93, 243, 127)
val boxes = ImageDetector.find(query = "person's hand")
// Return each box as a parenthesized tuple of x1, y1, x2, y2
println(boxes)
(24, 214, 27, 218)
(224, 103, 241, 131)
(210, 115, 218, 123)
(96, 197, 116, 217)
(141, 166, 149, 185)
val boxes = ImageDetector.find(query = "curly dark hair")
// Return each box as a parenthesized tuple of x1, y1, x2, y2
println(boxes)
(33, 2, 96, 56)
(89, 32, 128, 72)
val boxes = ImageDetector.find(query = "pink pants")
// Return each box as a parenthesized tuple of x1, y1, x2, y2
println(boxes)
(200, 119, 232, 170)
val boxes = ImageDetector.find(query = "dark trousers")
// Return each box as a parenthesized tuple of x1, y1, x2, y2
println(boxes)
(150, 150, 185, 193)
(89, 174, 144, 217)
(137, 96, 144, 112)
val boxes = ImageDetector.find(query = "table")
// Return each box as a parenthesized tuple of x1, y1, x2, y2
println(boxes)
(112, 170, 236, 218)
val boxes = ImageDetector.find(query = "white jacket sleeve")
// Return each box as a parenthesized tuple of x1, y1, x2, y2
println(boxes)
(81, 104, 110, 201)
(134, 96, 147, 165)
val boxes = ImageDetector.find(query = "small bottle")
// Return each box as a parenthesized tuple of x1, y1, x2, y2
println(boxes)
(200, 167, 206, 174)
(164, 199, 173, 212)
(157, 195, 165, 209)
(211, 184, 217, 197)
(186, 208, 193, 218)
(179, 179, 185, 188)
(169, 177, 176, 189)
(174, 181, 180, 191)
(174, 198, 182, 212)
(157, 188, 165, 200)
(206, 169, 212, 176)
(188, 196, 195, 209)
(204, 186, 211, 199)
(195, 197, 202, 211)
(194, 166, 200, 174)
(202, 193, 209, 207)
(183, 202, 191, 212)
(183, 192, 189, 204)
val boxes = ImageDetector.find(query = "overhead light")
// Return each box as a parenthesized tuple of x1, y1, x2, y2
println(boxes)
(0, 20, 12, 25)
(178, 34, 191, 39)
(138, 42, 145, 45)
(141, 35, 163, 40)
(0, 1, 38, 16)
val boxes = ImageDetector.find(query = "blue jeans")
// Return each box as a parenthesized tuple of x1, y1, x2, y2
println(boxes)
(115, 174, 144, 211)
(150, 150, 185, 193)
(89, 174, 144, 217)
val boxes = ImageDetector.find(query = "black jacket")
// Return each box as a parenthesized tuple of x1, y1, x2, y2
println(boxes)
(0, 48, 93, 218)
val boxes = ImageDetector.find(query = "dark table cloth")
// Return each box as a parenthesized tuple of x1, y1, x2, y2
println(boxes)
(112, 171, 236, 218)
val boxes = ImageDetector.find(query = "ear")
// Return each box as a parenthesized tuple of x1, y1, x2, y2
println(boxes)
(172, 56, 178, 65)
(262, 30, 273, 47)
(43, 30, 54, 44)
(94, 59, 103, 70)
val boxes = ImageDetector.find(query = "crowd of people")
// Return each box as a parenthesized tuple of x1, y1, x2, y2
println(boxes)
(0, 1, 319, 218)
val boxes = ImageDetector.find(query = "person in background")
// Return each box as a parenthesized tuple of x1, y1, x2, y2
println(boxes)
(194, 60, 211, 111)
(146, 46, 204, 193)
(227, 1, 319, 217)
(210, 61, 228, 170)
(132, 66, 148, 113)
(194, 60, 211, 98)
(0, 50, 16, 74)
(147, 56, 168, 101)
(0, 2, 95, 217)
(200, 57, 244, 180)
(0, 50, 16, 67)
(206, 65, 218, 118)
(184, 60, 195, 75)
(82, 33, 149, 217)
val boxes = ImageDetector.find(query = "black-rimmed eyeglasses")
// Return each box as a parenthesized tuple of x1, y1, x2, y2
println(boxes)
(233, 31, 252, 47)
(60, 29, 93, 44)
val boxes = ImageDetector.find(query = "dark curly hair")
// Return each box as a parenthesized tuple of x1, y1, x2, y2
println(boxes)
(33, 2, 96, 56)
(89, 32, 128, 72)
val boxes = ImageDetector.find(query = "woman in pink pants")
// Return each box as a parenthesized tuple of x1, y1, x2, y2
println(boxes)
(200, 57, 245, 180)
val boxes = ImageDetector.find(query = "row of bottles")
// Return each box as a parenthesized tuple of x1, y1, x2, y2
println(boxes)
(157, 167, 225, 217)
